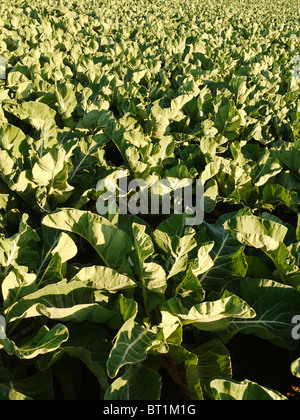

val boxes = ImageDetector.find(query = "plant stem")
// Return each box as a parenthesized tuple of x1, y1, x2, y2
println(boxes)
(140, 275, 151, 319)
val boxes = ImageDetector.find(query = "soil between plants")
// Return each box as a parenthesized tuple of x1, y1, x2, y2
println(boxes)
(227, 334, 300, 400)
(160, 334, 300, 400)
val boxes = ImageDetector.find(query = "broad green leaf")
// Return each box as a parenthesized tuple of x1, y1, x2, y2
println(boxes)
(190, 241, 214, 277)
(113, 294, 139, 325)
(224, 214, 288, 252)
(277, 171, 300, 196)
(1, 324, 69, 359)
(270, 143, 300, 176)
(195, 339, 232, 384)
(167, 230, 197, 279)
(267, 242, 300, 289)
(165, 344, 204, 400)
(245, 255, 273, 279)
(69, 133, 109, 184)
(146, 136, 175, 171)
(104, 364, 162, 400)
(5, 277, 125, 328)
(252, 151, 282, 187)
(291, 359, 300, 378)
(297, 214, 300, 241)
(262, 183, 299, 212)
(73, 265, 136, 293)
(200, 157, 230, 183)
(117, 214, 152, 240)
(35, 228, 77, 286)
(153, 213, 189, 255)
(132, 223, 167, 310)
(0, 150, 16, 183)
(78, 109, 115, 131)
(42, 209, 133, 276)
(0, 123, 28, 161)
(0, 384, 32, 400)
(220, 278, 300, 349)
(31, 148, 74, 204)
(55, 81, 77, 124)
(2, 266, 37, 309)
(38, 322, 112, 392)
(5, 101, 56, 132)
(195, 223, 248, 291)
(158, 311, 183, 345)
(107, 299, 157, 378)
(203, 179, 219, 213)
(161, 292, 256, 331)
(41, 229, 77, 265)
(0, 215, 40, 274)
(215, 101, 241, 140)
(229, 78, 251, 106)
(0, 368, 54, 400)
(107, 320, 156, 378)
(210, 379, 287, 400)
(174, 267, 205, 308)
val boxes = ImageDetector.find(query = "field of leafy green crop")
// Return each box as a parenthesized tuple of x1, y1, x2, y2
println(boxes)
(0, 0, 300, 401)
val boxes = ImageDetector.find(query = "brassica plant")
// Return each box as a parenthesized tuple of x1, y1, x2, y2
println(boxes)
(0, 0, 299, 401)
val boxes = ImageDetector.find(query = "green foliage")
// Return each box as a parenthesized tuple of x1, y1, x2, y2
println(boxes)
(0, 0, 299, 401)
